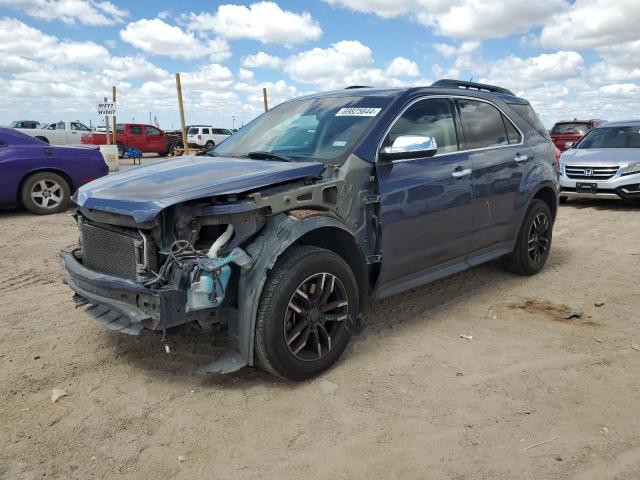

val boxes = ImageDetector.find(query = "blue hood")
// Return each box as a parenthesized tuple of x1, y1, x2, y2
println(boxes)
(75, 155, 325, 223)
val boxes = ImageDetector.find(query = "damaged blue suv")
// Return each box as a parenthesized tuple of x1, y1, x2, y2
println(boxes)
(61, 80, 559, 380)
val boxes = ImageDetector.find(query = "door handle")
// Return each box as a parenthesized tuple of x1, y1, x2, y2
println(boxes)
(514, 153, 529, 163)
(451, 168, 472, 179)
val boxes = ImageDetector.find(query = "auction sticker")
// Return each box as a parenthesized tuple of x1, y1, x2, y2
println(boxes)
(335, 107, 381, 117)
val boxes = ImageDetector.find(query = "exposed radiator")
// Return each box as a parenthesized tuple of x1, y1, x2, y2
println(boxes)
(80, 221, 156, 282)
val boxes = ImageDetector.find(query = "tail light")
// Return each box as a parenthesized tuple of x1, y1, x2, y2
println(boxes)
(554, 146, 561, 174)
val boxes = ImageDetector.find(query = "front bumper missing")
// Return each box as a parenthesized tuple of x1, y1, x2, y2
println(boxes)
(60, 250, 159, 335)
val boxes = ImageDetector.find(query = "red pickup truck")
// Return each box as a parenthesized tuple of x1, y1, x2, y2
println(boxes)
(81, 123, 183, 157)
(550, 119, 607, 151)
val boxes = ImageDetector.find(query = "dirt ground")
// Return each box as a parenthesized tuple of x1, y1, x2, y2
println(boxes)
(1, 176, 640, 479)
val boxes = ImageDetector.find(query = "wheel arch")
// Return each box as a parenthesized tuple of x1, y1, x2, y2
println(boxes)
(531, 185, 558, 220)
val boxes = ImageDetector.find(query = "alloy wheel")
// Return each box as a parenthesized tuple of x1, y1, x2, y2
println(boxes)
(283, 272, 349, 361)
(30, 179, 63, 209)
(528, 212, 550, 264)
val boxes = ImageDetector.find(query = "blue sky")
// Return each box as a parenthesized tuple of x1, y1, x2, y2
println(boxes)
(1, 0, 639, 129)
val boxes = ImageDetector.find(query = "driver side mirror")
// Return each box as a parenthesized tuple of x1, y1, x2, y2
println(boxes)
(379, 135, 438, 162)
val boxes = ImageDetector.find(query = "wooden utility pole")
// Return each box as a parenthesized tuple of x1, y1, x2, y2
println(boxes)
(103, 96, 111, 145)
(262, 87, 268, 112)
(175, 73, 189, 155)
(112, 86, 117, 144)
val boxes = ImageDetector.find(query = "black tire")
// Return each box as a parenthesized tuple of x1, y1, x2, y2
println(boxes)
(20, 172, 71, 214)
(502, 199, 553, 276)
(559, 196, 568, 204)
(35, 136, 49, 144)
(205, 140, 215, 148)
(116, 142, 125, 158)
(255, 245, 359, 381)
(167, 143, 181, 156)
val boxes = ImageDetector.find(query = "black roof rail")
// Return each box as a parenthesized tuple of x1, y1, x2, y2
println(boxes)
(345, 85, 372, 89)
(431, 79, 515, 96)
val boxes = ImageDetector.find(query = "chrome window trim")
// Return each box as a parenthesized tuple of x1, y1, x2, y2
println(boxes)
(375, 94, 525, 163)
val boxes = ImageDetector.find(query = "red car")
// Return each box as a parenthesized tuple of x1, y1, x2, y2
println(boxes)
(82, 123, 183, 157)
(550, 119, 607, 152)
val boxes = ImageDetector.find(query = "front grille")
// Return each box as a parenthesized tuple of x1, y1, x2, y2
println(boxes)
(565, 165, 619, 180)
(80, 221, 152, 281)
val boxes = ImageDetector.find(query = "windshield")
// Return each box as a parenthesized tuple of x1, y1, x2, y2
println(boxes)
(188, 127, 198, 135)
(577, 126, 640, 149)
(552, 123, 590, 135)
(213, 96, 393, 163)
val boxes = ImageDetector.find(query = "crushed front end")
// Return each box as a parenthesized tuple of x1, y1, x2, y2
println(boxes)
(61, 201, 261, 337)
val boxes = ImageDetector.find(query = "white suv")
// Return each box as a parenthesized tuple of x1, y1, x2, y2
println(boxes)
(187, 126, 232, 148)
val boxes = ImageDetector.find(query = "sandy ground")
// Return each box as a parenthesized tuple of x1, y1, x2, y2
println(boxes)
(1, 175, 640, 479)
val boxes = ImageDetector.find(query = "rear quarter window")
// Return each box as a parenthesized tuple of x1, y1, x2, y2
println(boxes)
(508, 103, 550, 140)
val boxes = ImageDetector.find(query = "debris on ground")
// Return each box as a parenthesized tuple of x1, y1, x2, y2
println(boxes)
(177, 455, 186, 463)
(563, 309, 583, 320)
(594, 302, 605, 307)
(460, 334, 474, 341)
(164, 344, 171, 354)
(631, 343, 640, 352)
(601, 426, 609, 435)
(522, 435, 558, 451)
(50, 389, 68, 403)
(318, 379, 338, 395)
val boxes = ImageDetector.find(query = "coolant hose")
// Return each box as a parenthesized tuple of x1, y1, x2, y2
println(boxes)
(207, 224, 234, 258)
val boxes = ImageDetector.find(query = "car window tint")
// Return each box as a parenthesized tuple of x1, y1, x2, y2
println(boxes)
(503, 115, 522, 144)
(386, 98, 459, 155)
(116, 125, 124, 133)
(187, 127, 198, 135)
(509, 103, 550, 140)
(458, 99, 509, 149)
(130, 126, 143, 135)
(202, 128, 210, 134)
(145, 126, 161, 136)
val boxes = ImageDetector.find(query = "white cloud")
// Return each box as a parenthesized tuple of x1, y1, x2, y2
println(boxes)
(385, 57, 420, 77)
(284, 40, 373, 88)
(120, 18, 231, 61)
(0, 0, 128, 25)
(481, 51, 584, 90)
(238, 68, 255, 81)
(241, 51, 284, 69)
(540, 0, 640, 49)
(324, 0, 564, 39)
(185, 1, 322, 46)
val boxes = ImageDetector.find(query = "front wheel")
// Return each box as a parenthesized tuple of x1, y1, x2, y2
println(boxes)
(255, 245, 359, 381)
(205, 140, 214, 149)
(502, 199, 553, 276)
(20, 172, 71, 214)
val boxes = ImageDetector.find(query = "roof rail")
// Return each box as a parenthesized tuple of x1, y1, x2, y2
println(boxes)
(431, 79, 515, 96)
(345, 85, 372, 89)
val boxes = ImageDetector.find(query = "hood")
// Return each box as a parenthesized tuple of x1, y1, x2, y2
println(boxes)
(560, 148, 640, 166)
(75, 155, 325, 223)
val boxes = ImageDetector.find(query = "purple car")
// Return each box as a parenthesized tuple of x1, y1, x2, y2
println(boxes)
(0, 127, 108, 214)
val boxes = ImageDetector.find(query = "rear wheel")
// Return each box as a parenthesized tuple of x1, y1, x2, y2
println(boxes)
(205, 140, 214, 148)
(255, 245, 358, 381)
(20, 172, 71, 214)
(502, 199, 553, 276)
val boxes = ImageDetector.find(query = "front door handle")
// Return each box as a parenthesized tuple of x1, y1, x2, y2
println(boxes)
(514, 153, 529, 163)
(451, 168, 472, 179)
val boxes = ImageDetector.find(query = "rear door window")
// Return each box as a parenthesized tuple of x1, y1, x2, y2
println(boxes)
(129, 126, 143, 135)
(145, 126, 161, 136)
(386, 97, 459, 155)
(202, 128, 210, 134)
(457, 99, 509, 149)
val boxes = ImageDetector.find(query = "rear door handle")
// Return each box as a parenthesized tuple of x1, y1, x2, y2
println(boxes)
(514, 153, 529, 163)
(451, 168, 472, 179)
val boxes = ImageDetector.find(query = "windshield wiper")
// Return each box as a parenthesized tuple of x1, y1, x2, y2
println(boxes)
(246, 151, 293, 162)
